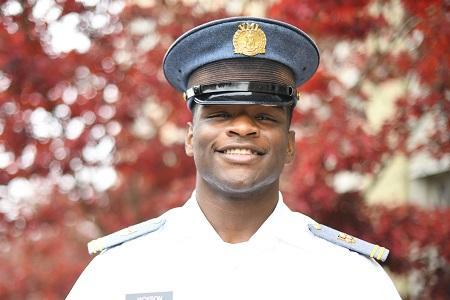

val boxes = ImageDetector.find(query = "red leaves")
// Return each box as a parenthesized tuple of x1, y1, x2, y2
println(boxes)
(269, 0, 386, 39)
(373, 205, 450, 267)
(270, 0, 450, 297)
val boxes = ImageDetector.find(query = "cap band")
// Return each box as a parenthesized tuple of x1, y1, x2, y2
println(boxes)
(188, 58, 295, 87)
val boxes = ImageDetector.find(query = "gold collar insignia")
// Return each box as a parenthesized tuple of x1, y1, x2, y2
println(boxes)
(338, 232, 357, 244)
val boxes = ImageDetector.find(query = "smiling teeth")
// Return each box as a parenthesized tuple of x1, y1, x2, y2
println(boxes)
(224, 148, 257, 155)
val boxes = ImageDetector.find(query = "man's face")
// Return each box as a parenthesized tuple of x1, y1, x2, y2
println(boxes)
(185, 104, 295, 195)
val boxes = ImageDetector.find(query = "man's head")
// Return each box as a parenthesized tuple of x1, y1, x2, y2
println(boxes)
(163, 17, 319, 195)
(185, 103, 296, 196)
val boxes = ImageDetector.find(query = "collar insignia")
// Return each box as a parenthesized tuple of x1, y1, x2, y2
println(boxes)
(338, 232, 356, 244)
(233, 23, 266, 56)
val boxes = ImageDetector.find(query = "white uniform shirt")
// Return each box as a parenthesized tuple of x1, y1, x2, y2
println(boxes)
(67, 193, 401, 300)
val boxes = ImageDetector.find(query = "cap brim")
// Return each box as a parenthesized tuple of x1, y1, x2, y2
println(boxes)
(187, 91, 296, 109)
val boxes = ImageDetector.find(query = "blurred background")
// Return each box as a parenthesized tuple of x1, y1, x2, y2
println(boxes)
(0, 0, 449, 299)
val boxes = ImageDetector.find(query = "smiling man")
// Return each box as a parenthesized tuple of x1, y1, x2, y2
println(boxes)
(66, 17, 401, 300)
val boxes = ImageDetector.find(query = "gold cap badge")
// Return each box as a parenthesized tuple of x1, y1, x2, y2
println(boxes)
(233, 23, 266, 56)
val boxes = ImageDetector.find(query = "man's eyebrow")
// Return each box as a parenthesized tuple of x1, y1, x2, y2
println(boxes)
(264, 106, 288, 114)
(264, 105, 285, 111)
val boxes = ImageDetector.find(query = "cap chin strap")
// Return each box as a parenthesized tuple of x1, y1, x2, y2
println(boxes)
(184, 82, 298, 103)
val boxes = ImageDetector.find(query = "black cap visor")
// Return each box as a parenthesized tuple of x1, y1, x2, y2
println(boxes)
(185, 82, 297, 110)
(188, 92, 296, 109)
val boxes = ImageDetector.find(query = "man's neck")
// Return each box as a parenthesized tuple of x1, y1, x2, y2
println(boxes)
(195, 181, 279, 244)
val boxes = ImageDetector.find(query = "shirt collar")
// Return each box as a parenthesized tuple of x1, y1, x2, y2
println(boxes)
(179, 190, 314, 249)
(249, 193, 314, 249)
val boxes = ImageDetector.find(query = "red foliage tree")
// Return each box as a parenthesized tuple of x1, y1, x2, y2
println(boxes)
(0, 0, 448, 299)
(270, 0, 450, 298)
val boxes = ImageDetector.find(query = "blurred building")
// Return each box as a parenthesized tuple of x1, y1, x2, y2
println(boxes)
(365, 79, 450, 208)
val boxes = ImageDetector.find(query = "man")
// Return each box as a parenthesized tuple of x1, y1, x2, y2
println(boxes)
(67, 17, 401, 300)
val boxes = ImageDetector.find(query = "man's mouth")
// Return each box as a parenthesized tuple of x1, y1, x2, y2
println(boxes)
(222, 148, 259, 155)
(215, 145, 265, 156)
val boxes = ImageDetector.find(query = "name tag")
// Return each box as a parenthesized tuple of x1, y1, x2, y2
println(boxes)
(125, 291, 173, 300)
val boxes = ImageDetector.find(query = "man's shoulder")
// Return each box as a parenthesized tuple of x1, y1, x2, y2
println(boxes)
(308, 222, 390, 262)
(285, 210, 390, 263)
(286, 214, 399, 297)
(87, 205, 185, 256)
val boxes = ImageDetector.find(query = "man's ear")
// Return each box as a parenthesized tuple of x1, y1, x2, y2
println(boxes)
(185, 122, 194, 157)
(285, 130, 296, 164)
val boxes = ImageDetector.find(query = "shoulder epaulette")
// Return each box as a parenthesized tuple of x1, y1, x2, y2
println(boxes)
(308, 223, 389, 262)
(87, 217, 166, 255)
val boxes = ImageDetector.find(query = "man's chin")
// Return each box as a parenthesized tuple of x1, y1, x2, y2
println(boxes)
(207, 176, 276, 198)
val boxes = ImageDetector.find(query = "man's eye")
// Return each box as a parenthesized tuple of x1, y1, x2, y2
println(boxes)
(207, 112, 230, 119)
(255, 114, 277, 122)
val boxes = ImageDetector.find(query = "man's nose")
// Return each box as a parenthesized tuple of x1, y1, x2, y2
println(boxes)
(226, 114, 260, 137)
